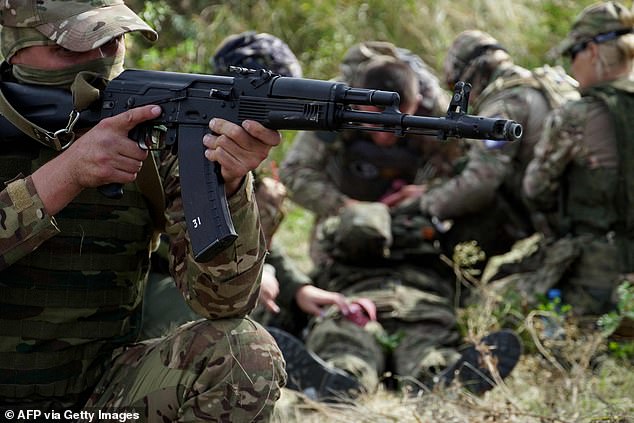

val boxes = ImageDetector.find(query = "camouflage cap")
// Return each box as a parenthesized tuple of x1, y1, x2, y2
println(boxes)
(212, 31, 302, 77)
(0, 0, 157, 56)
(555, 1, 634, 57)
(443, 30, 505, 88)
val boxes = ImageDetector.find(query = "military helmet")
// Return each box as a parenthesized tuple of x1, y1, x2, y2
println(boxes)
(443, 30, 507, 89)
(0, 0, 157, 60)
(212, 31, 302, 77)
(556, 1, 634, 58)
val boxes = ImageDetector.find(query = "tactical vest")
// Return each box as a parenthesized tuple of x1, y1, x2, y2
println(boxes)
(577, 80, 634, 272)
(473, 65, 580, 236)
(326, 132, 423, 202)
(0, 136, 154, 404)
(474, 65, 580, 113)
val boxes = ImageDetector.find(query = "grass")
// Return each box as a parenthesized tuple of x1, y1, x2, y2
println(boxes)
(270, 270, 634, 422)
(270, 206, 634, 421)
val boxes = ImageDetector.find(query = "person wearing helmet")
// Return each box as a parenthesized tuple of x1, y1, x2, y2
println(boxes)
(0, 1, 285, 420)
(415, 29, 580, 260)
(523, 1, 634, 315)
(137, 30, 359, 402)
(213, 31, 353, 330)
(141, 30, 350, 336)
(279, 55, 521, 399)
(212, 30, 303, 78)
(280, 48, 464, 266)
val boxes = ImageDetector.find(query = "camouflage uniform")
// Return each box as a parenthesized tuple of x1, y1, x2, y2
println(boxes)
(0, 2, 284, 421)
(522, 2, 634, 315)
(141, 32, 313, 342)
(419, 30, 580, 257)
(280, 45, 462, 261)
(279, 52, 465, 392)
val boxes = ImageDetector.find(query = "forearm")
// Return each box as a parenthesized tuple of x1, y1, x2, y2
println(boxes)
(31, 153, 83, 215)
(0, 176, 60, 269)
(166, 171, 266, 319)
(522, 112, 574, 209)
(420, 148, 509, 219)
(280, 131, 348, 216)
(265, 245, 311, 309)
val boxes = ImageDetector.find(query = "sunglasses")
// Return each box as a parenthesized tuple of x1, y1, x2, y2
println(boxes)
(566, 28, 633, 61)
(568, 41, 589, 61)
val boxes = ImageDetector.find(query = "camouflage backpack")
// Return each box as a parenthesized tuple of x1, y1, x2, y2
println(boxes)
(474, 64, 580, 111)
(340, 41, 449, 116)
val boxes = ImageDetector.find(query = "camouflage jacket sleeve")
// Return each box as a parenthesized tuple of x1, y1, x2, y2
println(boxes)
(419, 88, 529, 219)
(0, 176, 60, 270)
(419, 141, 511, 219)
(523, 103, 584, 210)
(159, 152, 265, 320)
(279, 130, 348, 217)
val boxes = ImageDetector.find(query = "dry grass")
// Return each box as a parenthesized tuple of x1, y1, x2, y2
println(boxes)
(272, 321, 634, 423)
(271, 248, 634, 423)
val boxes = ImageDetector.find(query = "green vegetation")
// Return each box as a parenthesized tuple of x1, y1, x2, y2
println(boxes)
(124, 1, 634, 421)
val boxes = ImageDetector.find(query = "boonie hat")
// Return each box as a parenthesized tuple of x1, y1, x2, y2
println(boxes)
(556, 1, 633, 57)
(0, 0, 157, 56)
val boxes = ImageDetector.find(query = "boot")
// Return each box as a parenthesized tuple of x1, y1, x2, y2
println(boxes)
(436, 329, 522, 395)
(267, 326, 362, 401)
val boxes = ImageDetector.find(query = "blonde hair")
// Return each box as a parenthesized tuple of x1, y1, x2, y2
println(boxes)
(595, 11, 634, 79)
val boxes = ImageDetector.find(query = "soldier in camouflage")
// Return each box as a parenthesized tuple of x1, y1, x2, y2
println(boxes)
(279, 56, 521, 397)
(280, 47, 463, 264)
(522, 1, 634, 315)
(140, 31, 352, 343)
(0, 1, 286, 421)
(418, 30, 580, 259)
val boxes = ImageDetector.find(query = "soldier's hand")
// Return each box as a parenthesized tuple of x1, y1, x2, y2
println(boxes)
(204, 119, 281, 196)
(259, 266, 281, 314)
(32, 105, 162, 215)
(381, 184, 427, 208)
(68, 105, 162, 189)
(295, 285, 351, 317)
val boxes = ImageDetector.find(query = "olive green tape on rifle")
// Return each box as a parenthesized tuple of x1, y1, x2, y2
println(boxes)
(71, 71, 104, 111)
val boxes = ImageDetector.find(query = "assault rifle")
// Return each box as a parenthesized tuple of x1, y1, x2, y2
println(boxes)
(0, 67, 522, 262)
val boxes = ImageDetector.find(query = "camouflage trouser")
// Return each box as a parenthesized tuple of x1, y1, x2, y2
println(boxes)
(305, 285, 461, 392)
(83, 317, 286, 423)
(485, 233, 621, 316)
